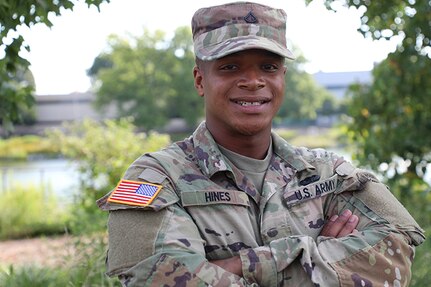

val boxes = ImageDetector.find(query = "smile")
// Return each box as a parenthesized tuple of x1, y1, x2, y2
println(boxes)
(234, 100, 267, 106)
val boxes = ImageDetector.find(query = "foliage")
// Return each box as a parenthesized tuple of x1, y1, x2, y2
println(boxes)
(47, 118, 170, 233)
(0, 66, 35, 134)
(275, 126, 343, 149)
(88, 27, 201, 130)
(278, 51, 339, 120)
(345, 52, 431, 173)
(307, 0, 431, 283)
(0, 265, 70, 287)
(0, 135, 57, 159)
(308, 0, 431, 174)
(313, 0, 431, 196)
(313, 0, 430, 58)
(89, 29, 338, 131)
(0, 234, 120, 286)
(410, 226, 431, 286)
(0, 184, 69, 239)
(0, 0, 109, 134)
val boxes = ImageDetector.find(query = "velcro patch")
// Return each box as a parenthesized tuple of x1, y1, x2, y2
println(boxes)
(181, 190, 250, 207)
(283, 174, 339, 208)
(108, 179, 162, 207)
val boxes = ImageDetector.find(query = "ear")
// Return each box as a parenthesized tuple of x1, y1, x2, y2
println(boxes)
(193, 66, 205, 97)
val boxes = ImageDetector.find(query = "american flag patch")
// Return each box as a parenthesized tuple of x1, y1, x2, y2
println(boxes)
(108, 179, 162, 207)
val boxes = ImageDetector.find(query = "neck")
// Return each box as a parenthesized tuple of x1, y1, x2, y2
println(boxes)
(207, 125, 272, 160)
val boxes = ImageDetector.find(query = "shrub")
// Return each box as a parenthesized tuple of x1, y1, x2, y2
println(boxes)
(0, 135, 57, 160)
(0, 184, 69, 240)
(47, 118, 171, 234)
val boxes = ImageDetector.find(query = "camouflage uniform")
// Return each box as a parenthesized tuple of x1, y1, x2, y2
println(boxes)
(98, 122, 425, 287)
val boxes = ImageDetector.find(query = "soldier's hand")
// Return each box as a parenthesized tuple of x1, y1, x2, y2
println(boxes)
(320, 209, 359, 238)
(210, 256, 243, 276)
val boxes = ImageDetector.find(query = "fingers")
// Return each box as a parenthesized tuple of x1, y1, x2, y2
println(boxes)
(320, 209, 359, 238)
(337, 212, 359, 237)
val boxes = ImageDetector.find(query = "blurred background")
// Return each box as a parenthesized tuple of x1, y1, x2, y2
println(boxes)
(0, 0, 430, 285)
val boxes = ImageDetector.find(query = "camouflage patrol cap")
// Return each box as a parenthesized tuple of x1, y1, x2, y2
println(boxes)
(191, 1, 294, 61)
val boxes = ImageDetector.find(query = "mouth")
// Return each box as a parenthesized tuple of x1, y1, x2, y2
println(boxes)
(233, 100, 268, 107)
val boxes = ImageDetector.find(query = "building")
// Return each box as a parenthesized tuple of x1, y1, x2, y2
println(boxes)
(313, 70, 372, 99)
(3, 92, 117, 136)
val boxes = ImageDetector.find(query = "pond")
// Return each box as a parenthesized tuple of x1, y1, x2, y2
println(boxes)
(0, 158, 80, 201)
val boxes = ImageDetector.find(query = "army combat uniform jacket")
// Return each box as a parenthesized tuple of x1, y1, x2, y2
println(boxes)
(98, 122, 425, 287)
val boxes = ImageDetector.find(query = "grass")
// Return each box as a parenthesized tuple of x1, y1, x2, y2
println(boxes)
(0, 234, 121, 287)
(0, 184, 70, 240)
(0, 135, 58, 160)
(275, 125, 344, 149)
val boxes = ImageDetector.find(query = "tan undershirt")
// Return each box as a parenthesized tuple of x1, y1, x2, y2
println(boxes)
(218, 139, 273, 193)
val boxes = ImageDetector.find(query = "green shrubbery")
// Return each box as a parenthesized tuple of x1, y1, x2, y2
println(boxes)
(0, 184, 69, 240)
(47, 118, 171, 234)
(0, 135, 57, 160)
(275, 126, 344, 149)
(0, 119, 171, 286)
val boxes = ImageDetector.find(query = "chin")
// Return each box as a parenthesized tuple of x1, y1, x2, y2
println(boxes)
(233, 121, 269, 136)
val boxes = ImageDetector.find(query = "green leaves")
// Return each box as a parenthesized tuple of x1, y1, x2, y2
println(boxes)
(277, 51, 338, 121)
(347, 51, 431, 171)
(310, 0, 431, 57)
(0, 0, 110, 135)
(307, 0, 431, 178)
(89, 27, 202, 130)
(47, 118, 170, 201)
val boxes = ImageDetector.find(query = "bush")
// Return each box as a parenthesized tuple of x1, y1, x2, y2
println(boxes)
(47, 118, 171, 234)
(275, 126, 343, 149)
(0, 135, 57, 160)
(0, 184, 69, 240)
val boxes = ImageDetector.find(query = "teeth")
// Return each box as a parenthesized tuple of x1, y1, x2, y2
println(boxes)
(236, 101, 264, 106)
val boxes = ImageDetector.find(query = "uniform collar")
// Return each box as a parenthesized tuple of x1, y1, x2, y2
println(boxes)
(192, 122, 232, 178)
(191, 122, 315, 176)
(271, 131, 315, 172)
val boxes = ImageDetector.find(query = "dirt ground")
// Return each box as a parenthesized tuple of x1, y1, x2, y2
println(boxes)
(0, 235, 75, 268)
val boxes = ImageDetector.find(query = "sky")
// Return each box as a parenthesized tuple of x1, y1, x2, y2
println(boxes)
(18, 0, 399, 95)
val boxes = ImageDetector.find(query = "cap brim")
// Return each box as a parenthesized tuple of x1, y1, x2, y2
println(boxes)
(195, 35, 295, 61)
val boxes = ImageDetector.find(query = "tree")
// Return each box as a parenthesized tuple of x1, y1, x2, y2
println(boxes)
(307, 1, 431, 284)
(89, 30, 337, 130)
(0, 0, 109, 134)
(308, 0, 431, 178)
(277, 51, 338, 123)
(88, 27, 201, 131)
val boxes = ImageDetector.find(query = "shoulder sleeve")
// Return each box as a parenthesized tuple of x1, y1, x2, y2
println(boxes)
(97, 159, 180, 212)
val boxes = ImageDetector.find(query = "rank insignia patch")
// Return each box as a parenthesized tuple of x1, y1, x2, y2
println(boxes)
(108, 179, 162, 207)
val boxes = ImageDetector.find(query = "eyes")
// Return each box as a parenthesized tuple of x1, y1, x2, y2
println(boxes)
(218, 63, 281, 72)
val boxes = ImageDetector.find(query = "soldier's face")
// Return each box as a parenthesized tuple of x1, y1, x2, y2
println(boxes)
(193, 49, 286, 137)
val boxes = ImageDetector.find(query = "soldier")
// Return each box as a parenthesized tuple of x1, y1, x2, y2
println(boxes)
(98, 2, 425, 286)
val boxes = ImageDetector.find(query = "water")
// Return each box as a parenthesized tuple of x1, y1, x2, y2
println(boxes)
(0, 158, 80, 201)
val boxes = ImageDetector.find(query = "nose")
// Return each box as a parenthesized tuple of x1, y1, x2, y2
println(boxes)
(237, 68, 265, 90)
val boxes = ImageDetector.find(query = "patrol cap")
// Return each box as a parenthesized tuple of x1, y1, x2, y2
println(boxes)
(191, 1, 295, 61)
